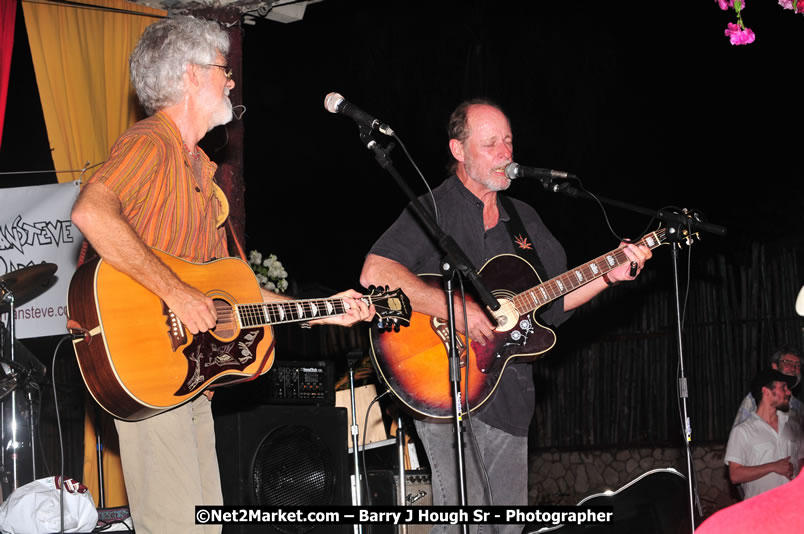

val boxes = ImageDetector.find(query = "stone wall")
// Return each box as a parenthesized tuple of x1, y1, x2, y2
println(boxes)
(528, 443, 738, 520)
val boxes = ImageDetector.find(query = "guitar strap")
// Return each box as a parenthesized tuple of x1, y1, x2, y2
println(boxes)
(225, 218, 248, 262)
(75, 240, 97, 268)
(498, 195, 549, 282)
(498, 195, 556, 317)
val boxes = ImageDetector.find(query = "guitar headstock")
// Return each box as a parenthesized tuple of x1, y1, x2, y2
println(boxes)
(367, 285, 412, 332)
(643, 227, 700, 250)
(678, 230, 700, 248)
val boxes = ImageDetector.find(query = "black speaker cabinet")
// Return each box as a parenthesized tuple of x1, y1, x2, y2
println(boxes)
(214, 403, 351, 534)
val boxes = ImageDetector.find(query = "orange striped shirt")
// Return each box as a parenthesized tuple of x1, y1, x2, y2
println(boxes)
(88, 112, 228, 263)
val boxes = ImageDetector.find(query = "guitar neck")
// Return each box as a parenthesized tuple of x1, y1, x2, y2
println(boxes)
(513, 229, 668, 315)
(235, 296, 370, 328)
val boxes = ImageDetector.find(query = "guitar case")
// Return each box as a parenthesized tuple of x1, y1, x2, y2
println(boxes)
(524, 468, 690, 534)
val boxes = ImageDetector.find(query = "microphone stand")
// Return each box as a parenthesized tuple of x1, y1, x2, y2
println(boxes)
(548, 181, 726, 533)
(357, 127, 499, 528)
(544, 180, 727, 238)
(396, 415, 407, 534)
(347, 360, 362, 534)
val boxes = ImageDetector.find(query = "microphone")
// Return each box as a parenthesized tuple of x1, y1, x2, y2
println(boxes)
(324, 92, 394, 136)
(504, 162, 576, 192)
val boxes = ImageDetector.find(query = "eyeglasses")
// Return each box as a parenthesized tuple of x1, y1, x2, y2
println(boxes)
(207, 64, 233, 80)
(779, 358, 801, 369)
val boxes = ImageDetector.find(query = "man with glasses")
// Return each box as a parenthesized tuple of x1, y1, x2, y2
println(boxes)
(733, 346, 803, 430)
(208, 63, 234, 80)
(71, 16, 372, 533)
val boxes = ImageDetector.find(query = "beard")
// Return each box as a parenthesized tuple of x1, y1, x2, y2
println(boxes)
(207, 90, 234, 131)
(779, 399, 791, 412)
(463, 158, 511, 192)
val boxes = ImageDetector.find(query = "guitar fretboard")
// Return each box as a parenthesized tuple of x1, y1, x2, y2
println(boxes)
(236, 297, 351, 328)
(511, 229, 667, 315)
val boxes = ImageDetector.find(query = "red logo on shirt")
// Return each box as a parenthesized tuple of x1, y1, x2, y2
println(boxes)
(514, 234, 533, 250)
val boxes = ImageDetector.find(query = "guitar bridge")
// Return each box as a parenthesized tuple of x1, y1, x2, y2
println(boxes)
(162, 301, 187, 351)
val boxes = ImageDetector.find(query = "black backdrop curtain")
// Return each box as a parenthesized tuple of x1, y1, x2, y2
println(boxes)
(531, 240, 804, 449)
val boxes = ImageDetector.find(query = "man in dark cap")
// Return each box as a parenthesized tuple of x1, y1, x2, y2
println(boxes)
(732, 346, 802, 429)
(725, 368, 803, 500)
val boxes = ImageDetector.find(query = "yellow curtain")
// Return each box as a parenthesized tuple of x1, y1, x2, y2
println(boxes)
(21, 0, 165, 507)
(21, 0, 165, 182)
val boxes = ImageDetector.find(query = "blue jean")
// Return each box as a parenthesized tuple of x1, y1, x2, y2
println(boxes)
(414, 417, 527, 534)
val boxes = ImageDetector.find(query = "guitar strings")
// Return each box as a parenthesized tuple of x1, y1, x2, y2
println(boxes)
(231, 298, 351, 326)
(509, 229, 666, 314)
(218, 293, 392, 327)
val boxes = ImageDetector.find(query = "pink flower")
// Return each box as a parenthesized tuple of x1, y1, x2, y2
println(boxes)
(717, 0, 747, 9)
(779, 0, 804, 12)
(725, 22, 756, 45)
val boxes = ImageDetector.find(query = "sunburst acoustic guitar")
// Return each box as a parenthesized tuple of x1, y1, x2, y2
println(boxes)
(369, 228, 685, 419)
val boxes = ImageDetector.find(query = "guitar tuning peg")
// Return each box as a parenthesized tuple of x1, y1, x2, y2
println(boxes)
(368, 285, 376, 292)
(393, 323, 400, 333)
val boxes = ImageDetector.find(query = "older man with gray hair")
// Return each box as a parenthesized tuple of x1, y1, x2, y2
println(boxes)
(71, 16, 372, 533)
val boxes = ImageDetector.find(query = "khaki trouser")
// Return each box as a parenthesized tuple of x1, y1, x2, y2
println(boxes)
(115, 395, 222, 534)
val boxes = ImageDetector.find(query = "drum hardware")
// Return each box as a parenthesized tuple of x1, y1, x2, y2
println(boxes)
(1, 263, 56, 496)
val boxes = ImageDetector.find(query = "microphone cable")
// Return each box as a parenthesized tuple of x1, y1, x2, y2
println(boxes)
(51, 332, 77, 534)
(390, 132, 440, 227)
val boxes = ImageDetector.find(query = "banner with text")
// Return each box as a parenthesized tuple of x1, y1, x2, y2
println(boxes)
(1, 180, 82, 338)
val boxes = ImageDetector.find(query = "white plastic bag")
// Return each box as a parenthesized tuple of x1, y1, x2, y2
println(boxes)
(0, 476, 98, 534)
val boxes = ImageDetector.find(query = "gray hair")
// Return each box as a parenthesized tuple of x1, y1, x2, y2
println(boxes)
(130, 15, 230, 115)
(771, 344, 802, 365)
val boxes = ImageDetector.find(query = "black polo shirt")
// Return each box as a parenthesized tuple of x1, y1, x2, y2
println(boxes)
(368, 175, 573, 436)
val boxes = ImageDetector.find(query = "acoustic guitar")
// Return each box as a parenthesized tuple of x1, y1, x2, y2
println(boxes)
(369, 228, 683, 419)
(68, 248, 410, 421)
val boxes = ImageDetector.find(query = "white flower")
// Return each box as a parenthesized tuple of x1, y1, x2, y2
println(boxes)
(249, 250, 289, 292)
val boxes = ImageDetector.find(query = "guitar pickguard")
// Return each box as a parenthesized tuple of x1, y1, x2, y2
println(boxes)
(470, 312, 539, 373)
(175, 328, 265, 396)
